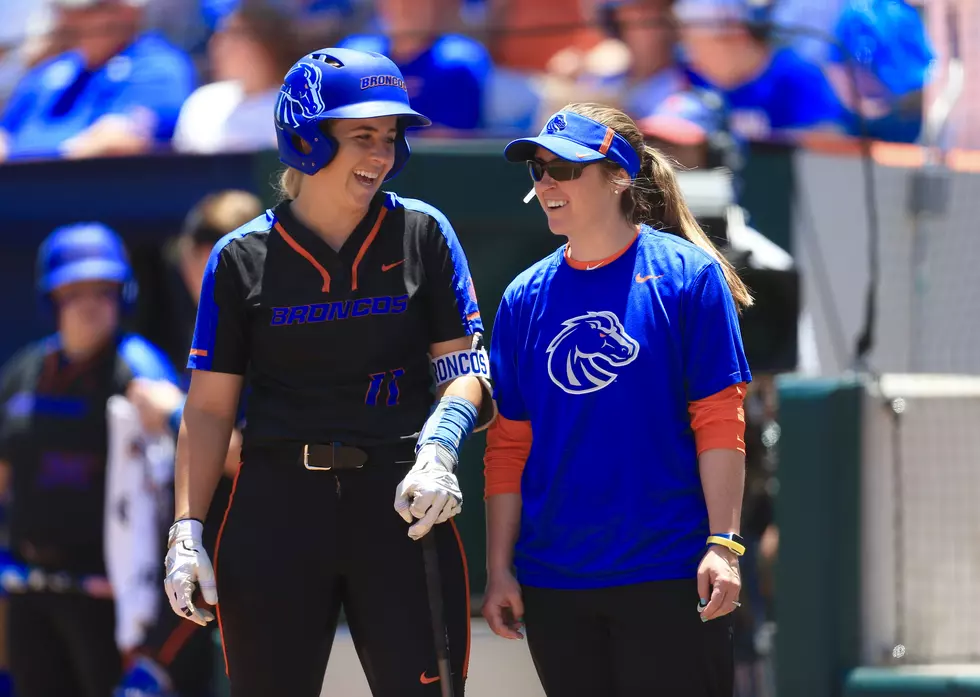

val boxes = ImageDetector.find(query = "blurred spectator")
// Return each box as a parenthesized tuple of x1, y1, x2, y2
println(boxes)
(770, 0, 849, 64)
(483, 0, 606, 74)
(639, 88, 728, 169)
(338, 0, 493, 132)
(172, 3, 299, 154)
(0, 0, 196, 163)
(824, 0, 935, 144)
(0, 1, 48, 107)
(612, 0, 687, 119)
(675, 0, 844, 142)
(924, 0, 980, 150)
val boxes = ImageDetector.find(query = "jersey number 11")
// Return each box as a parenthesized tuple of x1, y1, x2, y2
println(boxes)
(365, 369, 405, 406)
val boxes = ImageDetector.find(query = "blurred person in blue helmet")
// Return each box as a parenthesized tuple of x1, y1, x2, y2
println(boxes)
(675, 0, 845, 142)
(0, 0, 196, 163)
(824, 0, 935, 144)
(0, 223, 180, 697)
(338, 0, 494, 132)
(162, 47, 493, 696)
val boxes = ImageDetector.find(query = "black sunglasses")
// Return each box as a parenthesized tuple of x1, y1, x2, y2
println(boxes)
(527, 159, 591, 182)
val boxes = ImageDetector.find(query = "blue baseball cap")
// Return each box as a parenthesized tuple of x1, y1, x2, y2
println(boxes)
(829, 0, 934, 97)
(503, 111, 642, 179)
(638, 90, 724, 145)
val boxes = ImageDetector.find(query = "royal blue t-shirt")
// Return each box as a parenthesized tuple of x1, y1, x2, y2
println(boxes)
(337, 33, 492, 131)
(685, 47, 843, 140)
(489, 226, 751, 589)
(0, 31, 196, 160)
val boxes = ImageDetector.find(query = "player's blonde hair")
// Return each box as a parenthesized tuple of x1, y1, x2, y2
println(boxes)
(563, 102, 753, 310)
(278, 167, 304, 200)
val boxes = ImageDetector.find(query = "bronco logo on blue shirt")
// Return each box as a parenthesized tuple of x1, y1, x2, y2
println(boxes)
(546, 311, 639, 395)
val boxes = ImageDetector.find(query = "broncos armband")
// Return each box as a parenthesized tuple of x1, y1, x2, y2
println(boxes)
(429, 334, 497, 431)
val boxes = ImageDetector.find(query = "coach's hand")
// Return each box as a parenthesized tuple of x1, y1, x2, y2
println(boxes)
(697, 545, 741, 622)
(482, 570, 524, 640)
(394, 443, 462, 540)
(164, 519, 217, 626)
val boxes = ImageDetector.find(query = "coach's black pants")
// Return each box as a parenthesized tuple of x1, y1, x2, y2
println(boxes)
(7, 592, 122, 697)
(215, 452, 470, 697)
(522, 578, 734, 697)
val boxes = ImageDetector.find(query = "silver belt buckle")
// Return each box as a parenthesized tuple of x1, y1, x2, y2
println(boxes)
(302, 444, 332, 471)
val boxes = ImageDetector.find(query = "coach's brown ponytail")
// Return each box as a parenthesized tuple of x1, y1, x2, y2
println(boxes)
(563, 103, 753, 311)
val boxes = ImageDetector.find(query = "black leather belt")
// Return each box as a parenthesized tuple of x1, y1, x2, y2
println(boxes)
(301, 443, 369, 471)
(299, 441, 417, 471)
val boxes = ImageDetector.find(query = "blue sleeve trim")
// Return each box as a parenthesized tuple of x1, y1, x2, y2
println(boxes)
(118, 335, 179, 384)
(188, 222, 262, 371)
(395, 196, 484, 335)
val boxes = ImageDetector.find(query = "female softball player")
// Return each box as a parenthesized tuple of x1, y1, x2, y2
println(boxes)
(481, 102, 753, 697)
(0, 222, 179, 697)
(163, 48, 494, 697)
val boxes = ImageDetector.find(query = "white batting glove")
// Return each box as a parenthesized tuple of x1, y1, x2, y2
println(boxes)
(394, 443, 462, 540)
(163, 519, 217, 626)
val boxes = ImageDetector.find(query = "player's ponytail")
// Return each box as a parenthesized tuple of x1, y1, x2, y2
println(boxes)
(564, 103, 753, 311)
(278, 168, 303, 201)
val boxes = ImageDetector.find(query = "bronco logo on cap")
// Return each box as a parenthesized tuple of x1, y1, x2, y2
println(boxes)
(360, 75, 408, 91)
(546, 114, 567, 133)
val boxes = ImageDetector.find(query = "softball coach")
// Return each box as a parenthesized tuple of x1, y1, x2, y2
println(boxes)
(482, 102, 753, 696)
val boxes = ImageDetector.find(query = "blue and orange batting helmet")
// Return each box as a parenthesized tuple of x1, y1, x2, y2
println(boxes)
(36, 222, 137, 311)
(274, 48, 431, 180)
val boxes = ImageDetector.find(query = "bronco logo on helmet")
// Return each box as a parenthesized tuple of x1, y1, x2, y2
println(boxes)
(276, 63, 326, 128)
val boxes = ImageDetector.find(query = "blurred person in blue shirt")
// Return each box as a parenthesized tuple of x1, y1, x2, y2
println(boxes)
(675, 0, 844, 142)
(338, 0, 493, 132)
(172, 3, 300, 154)
(823, 0, 935, 144)
(0, 0, 196, 163)
(607, 0, 691, 120)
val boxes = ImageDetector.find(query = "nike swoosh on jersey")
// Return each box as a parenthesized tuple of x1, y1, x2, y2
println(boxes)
(419, 672, 440, 685)
(635, 273, 664, 283)
(382, 260, 405, 272)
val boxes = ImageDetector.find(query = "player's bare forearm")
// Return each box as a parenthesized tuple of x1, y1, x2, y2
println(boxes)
(438, 374, 484, 410)
(486, 493, 522, 575)
(222, 428, 243, 478)
(174, 371, 242, 522)
(698, 448, 745, 535)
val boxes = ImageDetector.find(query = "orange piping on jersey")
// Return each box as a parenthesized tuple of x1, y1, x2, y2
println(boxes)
(274, 221, 332, 293)
(449, 519, 472, 680)
(688, 382, 747, 455)
(563, 229, 638, 271)
(466, 311, 481, 322)
(189, 348, 208, 357)
(598, 127, 615, 155)
(351, 207, 388, 291)
(156, 619, 198, 667)
(213, 463, 243, 677)
(484, 416, 532, 498)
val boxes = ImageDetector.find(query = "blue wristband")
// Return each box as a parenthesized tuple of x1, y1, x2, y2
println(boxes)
(168, 397, 186, 436)
(416, 395, 479, 461)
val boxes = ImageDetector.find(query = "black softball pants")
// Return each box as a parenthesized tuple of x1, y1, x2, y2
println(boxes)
(214, 450, 471, 697)
(522, 578, 734, 697)
(7, 592, 122, 697)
